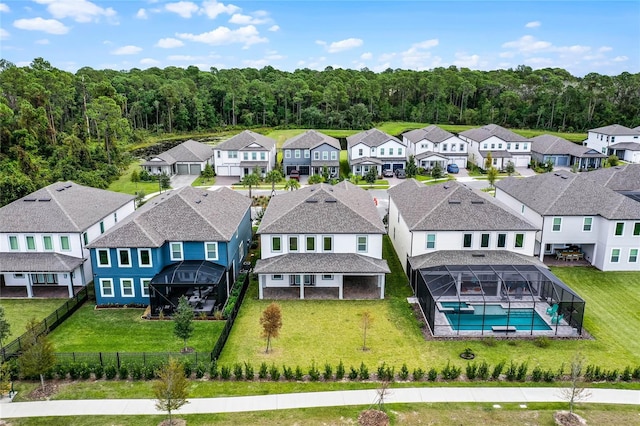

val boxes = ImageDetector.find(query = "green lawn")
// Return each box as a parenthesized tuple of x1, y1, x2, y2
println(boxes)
(191, 176, 216, 187)
(107, 161, 162, 196)
(0, 298, 67, 343)
(47, 304, 224, 352)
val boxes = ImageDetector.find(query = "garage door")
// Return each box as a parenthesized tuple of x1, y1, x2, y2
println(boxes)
(392, 163, 404, 171)
(298, 166, 310, 175)
(189, 164, 201, 175)
(286, 166, 297, 175)
(177, 164, 189, 174)
(229, 166, 242, 176)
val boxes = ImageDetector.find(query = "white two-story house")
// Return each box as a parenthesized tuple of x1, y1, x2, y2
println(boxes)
(459, 124, 531, 169)
(347, 128, 407, 176)
(0, 182, 135, 298)
(213, 130, 277, 178)
(253, 181, 389, 299)
(403, 125, 468, 170)
(495, 171, 640, 271)
(584, 124, 640, 163)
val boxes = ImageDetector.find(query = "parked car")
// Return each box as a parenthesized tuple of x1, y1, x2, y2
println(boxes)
(289, 170, 300, 181)
(395, 169, 406, 179)
(447, 164, 460, 174)
(382, 169, 394, 178)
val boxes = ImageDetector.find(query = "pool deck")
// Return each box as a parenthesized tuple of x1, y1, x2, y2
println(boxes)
(431, 297, 578, 338)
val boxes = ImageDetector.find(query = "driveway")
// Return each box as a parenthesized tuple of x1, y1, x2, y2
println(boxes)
(170, 174, 198, 188)
(213, 175, 240, 186)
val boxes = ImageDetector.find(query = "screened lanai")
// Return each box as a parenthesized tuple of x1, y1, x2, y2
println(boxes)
(415, 264, 585, 337)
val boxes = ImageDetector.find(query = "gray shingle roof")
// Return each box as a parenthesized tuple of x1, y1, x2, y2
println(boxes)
(282, 130, 341, 150)
(582, 164, 640, 192)
(88, 186, 251, 248)
(588, 124, 640, 136)
(0, 182, 134, 233)
(531, 134, 606, 158)
(0, 252, 85, 272)
(415, 151, 448, 161)
(254, 253, 390, 274)
(609, 142, 640, 151)
(144, 140, 214, 165)
(495, 171, 640, 219)
(388, 179, 537, 231)
(350, 157, 383, 165)
(347, 128, 404, 148)
(409, 250, 545, 270)
(258, 181, 386, 235)
(403, 125, 455, 144)
(459, 124, 529, 143)
(479, 150, 512, 158)
(215, 130, 276, 151)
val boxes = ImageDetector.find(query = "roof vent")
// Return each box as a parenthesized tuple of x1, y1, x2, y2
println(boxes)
(23, 198, 37, 202)
(472, 253, 486, 258)
(306, 199, 318, 203)
(38, 198, 51, 202)
(195, 200, 201, 204)
(202, 193, 208, 197)
(561, 176, 568, 179)
(310, 188, 316, 192)
(65, 184, 72, 188)
(325, 197, 337, 203)
(56, 187, 65, 192)
(553, 173, 560, 176)
(448, 200, 461, 204)
(471, 200, 484, 205)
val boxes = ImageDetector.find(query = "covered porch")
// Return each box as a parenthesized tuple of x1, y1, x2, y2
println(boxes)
(350, 157, 382, 177)
(415, 151, 448, 171)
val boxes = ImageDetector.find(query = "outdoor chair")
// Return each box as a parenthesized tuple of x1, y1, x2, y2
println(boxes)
(551, 313, 564, 324)
(546, 304, 559, 316)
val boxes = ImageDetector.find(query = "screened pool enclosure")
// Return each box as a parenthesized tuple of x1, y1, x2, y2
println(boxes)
(415, 264, 585, 337)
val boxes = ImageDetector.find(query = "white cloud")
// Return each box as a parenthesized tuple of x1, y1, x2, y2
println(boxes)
(111, 45, 142, 55)
(0, 3, 10, 13)
(525, 21, 541, 28)
(13, 18, 69, 35)
(526, 57, 554, 66)
(598, 46, 612, 53)
(0, 28, 9, 40)
(400, 39, 439, 68)
(613, 56, 628, 62)
(165, 1, 199, 18)
(167, 55, 203, 61)
(555, 45, 590, 55)
(36, 38, 50, 44)
(453, 52, 481, 68)
(140, 58, 160, 66)
(176, 25, 267, 48)
(34, 0, 117, 24)
(155, 37, 184, 48)
(200, 0, 240, 19)
(268, 25, 279, 32)
(360, 52, 372, 60)
(378, 52, 396, 62)
(229, 13, 268, 25)
(136, 8, 148, 19)
(323, 38, 363, 53)
(502, 35, 552, 53)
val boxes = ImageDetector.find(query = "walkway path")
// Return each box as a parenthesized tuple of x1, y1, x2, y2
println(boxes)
(2, 387, 638, 418)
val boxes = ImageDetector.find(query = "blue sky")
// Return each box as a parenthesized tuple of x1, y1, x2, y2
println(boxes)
(1, 1, 638, 76)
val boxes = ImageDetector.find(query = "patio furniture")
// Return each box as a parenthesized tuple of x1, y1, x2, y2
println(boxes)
(551, 313, 564, 324)
(555, 252, 565, 260)
(546, 304, 559, 316)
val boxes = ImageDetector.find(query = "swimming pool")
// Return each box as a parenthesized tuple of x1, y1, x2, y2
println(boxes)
(443, 304, 551, 331)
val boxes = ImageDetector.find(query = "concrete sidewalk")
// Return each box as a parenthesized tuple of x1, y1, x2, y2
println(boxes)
(2, 387, 639, 418)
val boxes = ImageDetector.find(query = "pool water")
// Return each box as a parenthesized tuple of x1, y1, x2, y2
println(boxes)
(443, 304, 551, 331)
(440, 301, 471, 310)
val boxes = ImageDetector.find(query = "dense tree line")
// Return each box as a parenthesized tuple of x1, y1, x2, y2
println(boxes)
(1, 57, 639, 205)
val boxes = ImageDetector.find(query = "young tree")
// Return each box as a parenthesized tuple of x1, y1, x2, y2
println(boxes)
(154, 358, 189, 426)
(505, 161, 515, 176)
(18, 318, 56, 391)
(201, 163, 215, 183)
(0, 359, 12, 397)
(484, 152, 493, 170)
(307, 174, 324, 184)
(0, 306, 10, 347)
(264, 169, 283, 196)
(361, 311, 374, 351)
(364, 167, 377, 186)
(487, 166, 499, 188)
(321, 165, 330, 181)
(431, 163, 443, 180)
(135, 190, 146, 207)
(130, 169, 140, 190)
(607, 154, 619, 167)
(241, 172, 261, 198)
(406, 155, 418, 178)
(159, 172, 171, 193)
(283, 178, 300, 191)
(260, 302, 282, 353)
(173, 296, 194, 352)
(560, 353, 591, 414)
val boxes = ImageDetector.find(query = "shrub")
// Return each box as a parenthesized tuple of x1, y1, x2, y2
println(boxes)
(258, 362, 268, 379)
(377, 363, 387, 381)
(412, 367, 425, 381)
(269, 364, 280, 381)
(233, 363, 243, 380)
(621, 366, 632, 382)
(143, 364, 156, 380)
(182, 362, 192, 379)
(441, 362, 461, 380)
(294, 366, 304, 381)
(282, 365, 294, 381)
(130, 364, 143, 380)
(308, 363, 320, 382)
(632, 366, 640, 380)
(359, 362, 370, 380)
(605, 369, 619, 382)
(505, 361, 517, 381)
(491, 361, 505, 380)
(68, 363, 81, 380)
(220, 365, 231, 380)
(55, 363, 68, 380)
(335, 360, 345, 380)
(533, 336, 550, 348)
(323, 363, 333, 381)
(244, 362, 254, 380)
(516, 362, 528, 381)
(465, 362, 478, 380)
(195, 362, 206, 379)
(399, 364, 409, 381)
(105, 364, 117, 380)
(427, 368, 438, 381)
(348, 366, 358, 380)
(79, 363, 92, 380)
(118, 365, 129, 380)
(543, 369, 556, 382)
(531, 365, 543, 382)
(93, 364, 104, 380)
(208, 360, 218, 379)
(477, 361, 490, 381)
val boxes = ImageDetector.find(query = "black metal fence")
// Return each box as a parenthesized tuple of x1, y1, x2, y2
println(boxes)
(1, 287, 89, 362)
(54, 351, 208, 368)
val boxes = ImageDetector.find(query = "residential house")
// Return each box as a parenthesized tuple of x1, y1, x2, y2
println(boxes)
(142, 139, 215, 176)
(530, 134, 606, 170)
(495, 171, 640, 271)
(347, 128, 407, 177)
(213, 130, 277, 178)
(88, 186, 252, 314)
(282, 130, 341, 178)
(582, 164, 640, 193)
(459, 124, 531, 168)
(253, 181, 390, 299)
(0, 182, 135, 298)
(403, 125, 468, 170)
(584, 124, 640, 162)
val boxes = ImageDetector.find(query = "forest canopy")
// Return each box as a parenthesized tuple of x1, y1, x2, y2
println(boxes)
(1, 57, 639, 205)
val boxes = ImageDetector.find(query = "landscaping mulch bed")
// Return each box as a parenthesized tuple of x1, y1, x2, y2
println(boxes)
(27, 383, 58, 400)
(358, 409, 389, 426)
(554, 411, 587, 426)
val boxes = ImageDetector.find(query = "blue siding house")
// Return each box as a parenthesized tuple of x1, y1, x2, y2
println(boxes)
(282, 130, 341, 178)
(88, 186, 252, 316)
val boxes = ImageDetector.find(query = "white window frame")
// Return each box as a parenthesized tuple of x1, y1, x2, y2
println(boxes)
(331, 151, 337, 160)
(634, 222, 640, 236)
(306, 236, 315, 252)
(379, 148, 384, 155)
(261, 152, 266, 160)
(205, 242, 219, 261)
(272, 274, 283, 280)
(358, 148, 363, 156)
(43, 235, 53, 251)
(497, 233, 507, 248)
(322, 151, 328, 160)
(463, 233, 473, 248)
(117, 248, 132, 267)
(285, 150, 291, 159)
(629, 249, 638, 263)
(313, 151, 320, 160)
(8, 235, 19, 251)
(583, 217, 593, 232)
(304, 150, 310, 158)
(514, 233, 525, 248)
(272, 236, 282, 252)
(614, 222, 624, 236)
(322, 274, 333, 280)
(25, 235, 36, 251)
(288, 236, 298, 252)
(97, 249, 111, 267)
(170, 242, 184, 261)
(60, 235, 71, 251)
(138, 248, 153, 268)
(141, 278, 151, 297)
(121, 278, 135, 297)
(322, 235, 333, 252)
(99, 278, 114, 297)
(426, 234, 436, 249)
(295, 149, 301, 158)
(357, 235, 368, 253)
(610, 248, 620, 263)
(480, 233, 490, 248)
(552, 217, 562, 232)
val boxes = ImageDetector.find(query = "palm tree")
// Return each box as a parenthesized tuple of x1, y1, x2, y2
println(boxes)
(264, 169, 283, 196)
(241, 172, 261, 199)
(284, 178, 300, 191)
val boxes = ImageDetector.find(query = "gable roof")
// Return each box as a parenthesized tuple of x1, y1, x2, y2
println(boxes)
(459, 124, 529, 143)
(0, 181, 134, 233)
(581, 164, 640, 192)
(254, 253, 390, 274)
(0, 252, 85, 272)
(388, 179, 537, 231)
(88, 186, 251, 248)
(609, 141, 640, 151)
(403, 125, 457, 144)
(495, 171, 640, 219)
(531, 134, 606, 158)
(347, 128, 404, 149)
(409, 250, 546, 270)
(282, 130, 340, 150)
(147, 140, 214, 165)
(215, 130, 276, 151)
(258, 181, 385, 235)
(588, 124, 640, 136)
